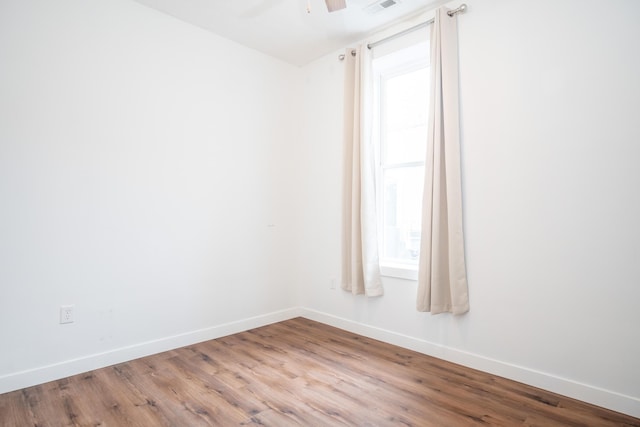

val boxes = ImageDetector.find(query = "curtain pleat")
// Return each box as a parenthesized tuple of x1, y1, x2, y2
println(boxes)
(417, 8, 469, 314)
(341, 45, 383, 297)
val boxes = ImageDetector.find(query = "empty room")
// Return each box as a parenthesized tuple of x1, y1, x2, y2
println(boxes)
(1, 0, 639, 425)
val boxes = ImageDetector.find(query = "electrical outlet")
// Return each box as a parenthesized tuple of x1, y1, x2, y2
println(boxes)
(60, 305, 75, 324)
(330, 278, 337, 290)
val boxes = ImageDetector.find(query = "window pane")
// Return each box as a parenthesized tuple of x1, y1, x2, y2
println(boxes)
(373, 43, 429, 276)
(382, 166, 424, 264)
(383, 67, 429, 165)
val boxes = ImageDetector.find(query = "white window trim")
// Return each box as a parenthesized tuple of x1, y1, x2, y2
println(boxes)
(380, 262, 419, 281)
(373, 42, 429, 282)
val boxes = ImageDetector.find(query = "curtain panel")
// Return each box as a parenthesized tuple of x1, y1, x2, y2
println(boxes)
(341, 44, 384, 297)
(417, 7, 470, 314)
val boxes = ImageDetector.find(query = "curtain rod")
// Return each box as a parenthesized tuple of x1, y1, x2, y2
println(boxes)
(339, 3, 467, 60)
(368, 3, 467, 50)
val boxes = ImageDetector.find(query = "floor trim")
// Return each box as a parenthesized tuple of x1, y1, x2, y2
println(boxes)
(299, 308, 640, 419)
(2, 306, 638, 419)
(0, 307, 302, 395)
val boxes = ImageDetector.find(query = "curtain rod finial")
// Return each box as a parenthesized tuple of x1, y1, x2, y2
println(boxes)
(338, 49, 356, 61)
(448, 3, 467, 16)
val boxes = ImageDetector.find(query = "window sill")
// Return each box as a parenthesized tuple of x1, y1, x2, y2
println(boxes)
(380, 263, 418, 281)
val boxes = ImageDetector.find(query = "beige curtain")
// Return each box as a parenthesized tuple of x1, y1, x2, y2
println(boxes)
(341, 44, 383, 297)
(417, 8, 469, 314)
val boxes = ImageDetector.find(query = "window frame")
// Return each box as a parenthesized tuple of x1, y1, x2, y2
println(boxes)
(372, 41, 430, 281)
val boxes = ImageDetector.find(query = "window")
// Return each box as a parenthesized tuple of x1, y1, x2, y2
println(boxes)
(372, 37, 429, 280)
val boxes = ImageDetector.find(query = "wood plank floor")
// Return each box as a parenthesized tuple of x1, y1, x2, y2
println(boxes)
(1, 317, 638, 426)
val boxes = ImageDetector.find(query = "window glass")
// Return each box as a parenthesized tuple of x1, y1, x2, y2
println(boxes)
(383, 67, 429, 165)
(382, 165, 425, 263)
(373, 41, 429, 277)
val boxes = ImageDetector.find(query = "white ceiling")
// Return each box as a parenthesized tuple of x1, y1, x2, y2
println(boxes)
(133, 0, 445, 66)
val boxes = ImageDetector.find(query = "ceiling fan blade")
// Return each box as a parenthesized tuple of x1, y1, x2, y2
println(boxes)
(325, 0, 347, 12)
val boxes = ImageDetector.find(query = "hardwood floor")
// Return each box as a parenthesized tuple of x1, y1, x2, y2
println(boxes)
(1, 317, 638, 426)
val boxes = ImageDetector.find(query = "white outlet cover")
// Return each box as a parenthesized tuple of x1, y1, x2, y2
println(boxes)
(60, 305, 75, 324)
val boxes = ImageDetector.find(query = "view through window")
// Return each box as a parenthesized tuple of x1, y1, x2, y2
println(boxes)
(372, 41, 429, 279)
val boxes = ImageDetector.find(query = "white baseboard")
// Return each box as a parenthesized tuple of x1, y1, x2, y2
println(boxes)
(299, 308, 640, 419)
(2, 306, 638, 419)
(0, 307, 302, 395)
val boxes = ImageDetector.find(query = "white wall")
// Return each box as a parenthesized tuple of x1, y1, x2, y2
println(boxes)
(2, 0, 639, 418)
(0, 0, 300, 391)
(296, 0, 640, 417)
